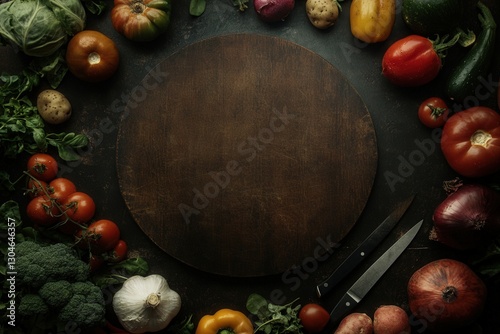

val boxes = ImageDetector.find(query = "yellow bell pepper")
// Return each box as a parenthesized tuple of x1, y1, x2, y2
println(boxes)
(195, 309, 254, 334)
(350, 0, 396, 43)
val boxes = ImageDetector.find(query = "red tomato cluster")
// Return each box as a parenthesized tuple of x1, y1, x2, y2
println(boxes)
(25, 153, 128, 271)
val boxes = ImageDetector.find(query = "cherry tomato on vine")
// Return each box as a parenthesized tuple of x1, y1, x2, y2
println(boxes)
(109, 240, 128, 263)
(58, 192, 96, 235)
(89, 253, 105, 273)
(26, 179, 48, 199)
(26, 196, 59, 226)
(441, 106, 500, 178)
(27, 153, 58, 182)
(418, 97, 450, 128)
(47, 178, 77, 201)
(298, 303, 330, 333)
(78, 219, 121, 254)
(66, 30, 120, 82)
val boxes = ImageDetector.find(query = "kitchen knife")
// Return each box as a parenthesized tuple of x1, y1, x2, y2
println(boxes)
(329, 219, 423, 324)
(316, 195, 415, 298)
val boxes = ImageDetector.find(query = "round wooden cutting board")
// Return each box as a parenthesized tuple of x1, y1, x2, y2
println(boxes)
(116, 34, 378, 277)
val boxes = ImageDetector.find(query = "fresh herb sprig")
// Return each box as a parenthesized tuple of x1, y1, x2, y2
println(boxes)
(246, 293, 303, 334)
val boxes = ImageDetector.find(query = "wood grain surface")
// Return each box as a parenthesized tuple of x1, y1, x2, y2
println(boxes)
(116, 33, 378, 277)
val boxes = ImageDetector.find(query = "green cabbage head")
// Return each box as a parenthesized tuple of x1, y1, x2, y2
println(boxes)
(0, 0, 86, 57)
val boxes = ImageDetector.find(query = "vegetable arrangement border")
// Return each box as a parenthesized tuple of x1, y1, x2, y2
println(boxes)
(1, 0, 500, 333)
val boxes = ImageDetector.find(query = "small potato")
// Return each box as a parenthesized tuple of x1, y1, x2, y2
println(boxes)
(373, 305, 410, 334)
(306, 0, 340, 29)
(334, 312, 373, 334)
(37, 89, 72, 125)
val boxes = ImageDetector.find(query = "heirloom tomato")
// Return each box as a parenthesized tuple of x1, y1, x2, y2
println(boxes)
(66, 30, 120, 82)
(418, 97, 449, 128)
(111, 0, 172, 42)
(441, 107, 500, 178)
(382, 35, 458, 87)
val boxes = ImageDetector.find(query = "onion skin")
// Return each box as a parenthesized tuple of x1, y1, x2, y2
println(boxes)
(431, 184, 500, 249)
(254, 0, 295, 22)
(408, 259, 487, 333)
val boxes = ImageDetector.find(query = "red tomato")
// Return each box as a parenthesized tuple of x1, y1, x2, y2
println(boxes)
(418, 97, 450, 128)
(26, 196, 59, 226)
(109, 240, 128, 263)
(27, 153, 58, 182)
(47, 178, 77, 201)
(79, 219, 121, 254)
(26, 179, 48, 199)
(66, 30, 120, 82)
(89, 253, 105, 273)
(382, 35, 446, 87)
(298, 303, 330, 333)
(58, 192, 96, 234)
(441, 106, 500, 178)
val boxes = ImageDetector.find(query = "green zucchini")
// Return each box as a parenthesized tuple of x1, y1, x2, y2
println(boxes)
(445, 2, 496, 102)
(402, 0, 465, 36)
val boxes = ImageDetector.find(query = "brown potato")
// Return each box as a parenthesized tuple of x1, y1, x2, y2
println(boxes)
(373, 305, 410, 334)
(334, 312, 373, 334)
(37, 89, 72, 125)
(305, 0, 340, 29)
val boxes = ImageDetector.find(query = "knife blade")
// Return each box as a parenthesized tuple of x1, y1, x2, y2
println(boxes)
(316, 195, 415, 298)
(329, 219, 423, 324)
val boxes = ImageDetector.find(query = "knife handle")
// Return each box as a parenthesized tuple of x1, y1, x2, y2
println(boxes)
(329, 292, 359, 325)
(316, 249, 368, 297)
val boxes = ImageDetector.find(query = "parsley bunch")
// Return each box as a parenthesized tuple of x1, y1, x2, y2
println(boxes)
(246, 293, 303, 334)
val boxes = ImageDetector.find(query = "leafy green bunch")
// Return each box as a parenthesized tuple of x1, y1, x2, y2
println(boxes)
(0, 68, 88, 161)
(246, 293, 303, 334)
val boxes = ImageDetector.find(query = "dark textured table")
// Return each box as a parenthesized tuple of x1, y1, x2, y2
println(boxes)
(3, 0, 499, 333)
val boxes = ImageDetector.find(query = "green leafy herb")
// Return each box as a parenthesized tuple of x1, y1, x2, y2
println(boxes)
(0, 68, 88, 162)
(91, 257, 150, 287)
(246, 293, 302, 334)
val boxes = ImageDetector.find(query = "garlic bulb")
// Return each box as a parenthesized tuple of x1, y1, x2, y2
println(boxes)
(112, 274, 182, 333)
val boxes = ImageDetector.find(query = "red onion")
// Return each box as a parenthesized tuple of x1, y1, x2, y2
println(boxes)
(431, 183, 500, 249)
(254, 0, 295, 22)
(408, 259, 487, 333)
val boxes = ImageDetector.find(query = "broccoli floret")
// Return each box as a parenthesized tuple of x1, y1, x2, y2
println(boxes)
(18, 294, 49, 317)
(58, 281, 106, 329)
(16, 241, 89, 288)
(38, 281, 73, 308)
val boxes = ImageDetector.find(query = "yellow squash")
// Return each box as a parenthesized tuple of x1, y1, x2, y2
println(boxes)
(350, 0, 396, 43)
